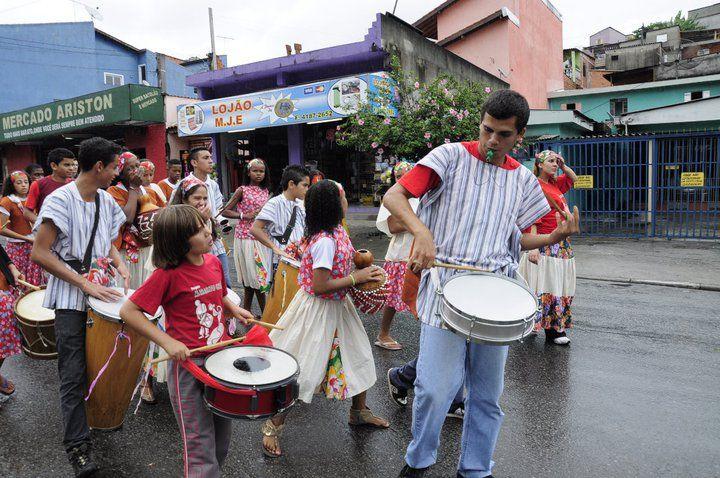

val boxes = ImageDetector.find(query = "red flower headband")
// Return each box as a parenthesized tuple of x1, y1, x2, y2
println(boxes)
(140, 160, 155, 171)
(118, 152, 136, 174)
(10, 170, 28, 181)
(181, 177, 205, 196)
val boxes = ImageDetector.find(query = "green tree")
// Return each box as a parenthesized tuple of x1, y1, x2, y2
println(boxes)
(336, 56, 495, 163)
(631, 11, 700, 39)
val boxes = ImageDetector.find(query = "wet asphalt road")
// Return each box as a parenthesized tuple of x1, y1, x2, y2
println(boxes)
(1, 277, 719, 478)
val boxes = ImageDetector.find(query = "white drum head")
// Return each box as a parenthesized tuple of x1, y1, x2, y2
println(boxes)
(443, 273, 536, 322)
(16, 290, 54, 321)
(226, 289, 240, 306)
(280, 257, 300, 268)
(88, 287, 162, 322)
(205, 346, 298, 387)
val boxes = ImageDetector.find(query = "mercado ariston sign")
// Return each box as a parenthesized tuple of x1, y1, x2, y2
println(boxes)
(177, 71, 397, 136)
(0, 85, 164, 143)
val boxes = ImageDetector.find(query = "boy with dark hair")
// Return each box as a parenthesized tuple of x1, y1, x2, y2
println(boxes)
(158, 158, 183, 200)
(384, 89, 579, 477)
(24, 148, 76, 223)
(251, 164, 310, 266)
(25, 163, 45, 183)
(31, 137, 130, 478)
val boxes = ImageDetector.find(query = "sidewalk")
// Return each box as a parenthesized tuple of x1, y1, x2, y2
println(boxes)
(346, 219, 720, 289)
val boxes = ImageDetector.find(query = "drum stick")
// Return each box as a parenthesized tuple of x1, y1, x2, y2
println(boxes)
(16, 279, 41, 291)
(247, 318, 284, 330)
(149, 335, 246, 365)
(433, 262, 489, 273)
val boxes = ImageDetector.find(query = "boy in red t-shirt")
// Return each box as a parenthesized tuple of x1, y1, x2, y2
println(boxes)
(120, 205, 254, 477)
(24, 148, 75, 223)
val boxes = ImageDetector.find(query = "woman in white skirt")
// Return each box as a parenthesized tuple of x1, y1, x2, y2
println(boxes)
(261, 180, 389, 458)
(519, 150, 578, 345)
(222, 158, 272, 311)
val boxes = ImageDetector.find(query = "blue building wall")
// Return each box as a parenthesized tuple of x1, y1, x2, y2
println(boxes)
(0, 21, 214, 113)
(548, 78, 720, 123)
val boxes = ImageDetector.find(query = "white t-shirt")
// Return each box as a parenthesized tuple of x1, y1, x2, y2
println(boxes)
(309, 237, 335, 270)
(376, 198, 419, 262)
(256, 194, 306, 248)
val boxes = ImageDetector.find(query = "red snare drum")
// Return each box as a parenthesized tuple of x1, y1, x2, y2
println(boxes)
(191, 346, 299, 420)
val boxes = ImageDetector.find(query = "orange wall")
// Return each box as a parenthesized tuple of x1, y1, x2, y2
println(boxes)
(435, 0, 562, 108)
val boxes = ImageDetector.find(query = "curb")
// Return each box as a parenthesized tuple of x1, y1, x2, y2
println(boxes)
(577, 275, 720, 292)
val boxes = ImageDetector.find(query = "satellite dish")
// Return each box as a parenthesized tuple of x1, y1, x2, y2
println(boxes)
(84, 5, 103, 21)
(142, 80, 150, 86)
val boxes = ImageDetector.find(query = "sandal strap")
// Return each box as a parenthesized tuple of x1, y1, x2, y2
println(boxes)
(262, 419, 284, 437)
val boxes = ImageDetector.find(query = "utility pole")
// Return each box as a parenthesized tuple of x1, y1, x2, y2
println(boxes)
(392, 0, 398, 15)
(208, 7, 217, 71)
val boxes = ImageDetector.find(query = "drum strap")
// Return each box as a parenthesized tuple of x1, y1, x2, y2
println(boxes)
(180, 359, 256, 396)
(63, 194, 101, 275)
(273, 205, 298, 246)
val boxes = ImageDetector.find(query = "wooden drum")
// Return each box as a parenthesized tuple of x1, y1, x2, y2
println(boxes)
(85, 288, 162, 431)
(14, 288, 57, 360)
(261, 258, 300, 325)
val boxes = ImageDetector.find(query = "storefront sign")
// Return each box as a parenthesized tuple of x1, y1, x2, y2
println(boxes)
(0, 85, 163, 143)
(681, 172, 704, 187)
(177, 71, 397, 136)
(574, 175, 594, 189)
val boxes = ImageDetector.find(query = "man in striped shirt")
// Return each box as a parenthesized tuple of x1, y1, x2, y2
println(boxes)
(384, 90, 579, 478)
(31, 137, 129, 478)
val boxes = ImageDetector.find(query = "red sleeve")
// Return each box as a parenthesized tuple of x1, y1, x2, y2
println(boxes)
(130, 268, 170, 316)
(398, 165, 440, 198)
(556, 174, 574, 194)
(25, 181, 40, 211)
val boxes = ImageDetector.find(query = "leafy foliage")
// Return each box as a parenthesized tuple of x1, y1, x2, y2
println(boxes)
(630, 11, 700, 39)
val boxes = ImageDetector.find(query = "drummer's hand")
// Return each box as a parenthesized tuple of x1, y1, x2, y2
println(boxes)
(409, 229, 436, 273)
(550, 205, 580, 243)
(165, 338, 192, 362)
(82, 281, 123, 302)
(528, 249, 540, 264)
(352, 265, 383, 284)
(198, 204, 212, 221)
(116, 262, 131, 295)
(273, 247, 292, 259)
(230, 305, 254, 325)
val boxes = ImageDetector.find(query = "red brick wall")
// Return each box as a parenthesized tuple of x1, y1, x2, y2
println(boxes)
(2, 145, 38, 175)
(124, 124, 168, 180)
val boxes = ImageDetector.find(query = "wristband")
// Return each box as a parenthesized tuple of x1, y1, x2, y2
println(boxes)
(349, 274, 356, 287)
(240, 212, 244, 220)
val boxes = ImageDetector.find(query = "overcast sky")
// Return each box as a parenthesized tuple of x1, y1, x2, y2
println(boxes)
(0, 0, 711, 65)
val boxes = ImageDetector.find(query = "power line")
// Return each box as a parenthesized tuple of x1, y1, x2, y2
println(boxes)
(0, 56, 138, 72)
(0, 39, 132, 57)
(0, 34, 131, 54)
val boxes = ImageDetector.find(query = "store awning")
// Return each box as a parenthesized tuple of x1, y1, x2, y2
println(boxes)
(0, 85, 164, 144)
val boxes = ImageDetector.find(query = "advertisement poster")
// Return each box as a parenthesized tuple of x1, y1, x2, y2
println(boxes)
(177, 71, 396, 136)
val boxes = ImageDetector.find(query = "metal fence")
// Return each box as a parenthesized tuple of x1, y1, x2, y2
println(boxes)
(536, 132, 720, 239)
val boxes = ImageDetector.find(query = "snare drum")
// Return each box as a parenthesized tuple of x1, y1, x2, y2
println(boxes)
(262, 257, 300, 325)
(199, 346, 299, 420)
(436, 271, 538, 345)
(14, 288, 56, 360)
(85, 288, 162, 430)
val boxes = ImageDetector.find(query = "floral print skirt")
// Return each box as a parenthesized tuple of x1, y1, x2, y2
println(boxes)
(518, 239, 576, 332)
(6, 242, 46, 287)
(382, 261, 409, 312)
(0, 289, 21, 359)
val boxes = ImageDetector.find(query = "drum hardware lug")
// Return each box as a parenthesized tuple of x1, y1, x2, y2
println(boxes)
(292, 382, 299, 399)
(250, 393, 259, 412)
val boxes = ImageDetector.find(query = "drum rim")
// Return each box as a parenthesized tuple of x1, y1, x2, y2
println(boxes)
(14, 287, 54, 323)
(441, 271, 538, 324)
(279, 257, 301, 268)
(204, 345, 300, 390)
(442, 319, 534, 345)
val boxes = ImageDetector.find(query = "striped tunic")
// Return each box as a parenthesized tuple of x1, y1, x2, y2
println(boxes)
(32, 182, 126, 311)
(413, 143, 550, 328)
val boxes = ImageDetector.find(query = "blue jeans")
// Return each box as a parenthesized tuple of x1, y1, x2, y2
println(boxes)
(405, 323, 508, 477)
(217, 253, 233, 288)
(389, 358, 463, 405)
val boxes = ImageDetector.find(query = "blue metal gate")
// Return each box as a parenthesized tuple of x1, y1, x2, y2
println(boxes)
(536, 132, 720, 239)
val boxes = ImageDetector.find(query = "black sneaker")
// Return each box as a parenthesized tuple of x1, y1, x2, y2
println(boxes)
(447, 402, 465, 419)
(457, 474, 493, 478)
(67, 444, 98, 478)
(387, 369, 408, 407)
(398, 463, 429, 477)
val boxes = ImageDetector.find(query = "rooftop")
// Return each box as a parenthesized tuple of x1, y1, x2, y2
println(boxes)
(548, 73, 720, 98)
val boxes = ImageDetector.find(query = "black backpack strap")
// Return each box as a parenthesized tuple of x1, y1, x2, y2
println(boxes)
(274, 205, 298, 246)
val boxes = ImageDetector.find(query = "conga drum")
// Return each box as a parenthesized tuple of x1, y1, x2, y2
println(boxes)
(14, 288, 57, 360)
(85, 288, 162, 431)
(261, 257, 300, 325)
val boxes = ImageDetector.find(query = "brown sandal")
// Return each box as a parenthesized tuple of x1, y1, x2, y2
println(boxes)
(349, 407, 390, 428)
(261, 419, 284, 458)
